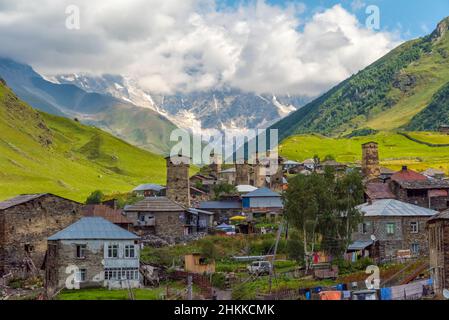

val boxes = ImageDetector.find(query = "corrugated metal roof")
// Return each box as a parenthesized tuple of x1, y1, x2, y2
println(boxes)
(358, 199, 438, 217)
(133, 184, 165, 192)
(81, 205, 132, 224)
(236, 185, 258, 193)
(198, 200, 242, 210)
(365, 183, 396, 200)
(428, 210, 449, 221)
(124, 197, 185, 212)
(187, 208, 214, 215)
(242, 187, 281, 198)
(48, 217, 139, 240)
(348, 240, 374, 251)
(219, 168, 236, 174)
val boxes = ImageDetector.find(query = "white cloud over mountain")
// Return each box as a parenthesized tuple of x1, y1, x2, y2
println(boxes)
(0, 0, 399, 96)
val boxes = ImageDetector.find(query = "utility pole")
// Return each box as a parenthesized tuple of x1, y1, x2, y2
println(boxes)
(187, 275, 193, 300)
(269, 222, 283, 294)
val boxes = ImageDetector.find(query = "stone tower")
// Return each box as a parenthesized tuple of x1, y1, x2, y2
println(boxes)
(362, 142, 380, 180)
(209, 153, 222, 178)
(235, 161, 250, 185)
(165, 155, 190, 207)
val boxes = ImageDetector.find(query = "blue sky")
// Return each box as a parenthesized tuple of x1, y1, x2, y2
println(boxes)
(220, 0, 449, 39)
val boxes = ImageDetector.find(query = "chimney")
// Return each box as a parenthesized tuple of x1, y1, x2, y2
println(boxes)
(402, 165, 408, 172)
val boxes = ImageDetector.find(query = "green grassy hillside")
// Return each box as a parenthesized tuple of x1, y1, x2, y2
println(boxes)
(0, 80, 167, 202)
(280, 132, 449, 173)
(272, 17, 449, 139)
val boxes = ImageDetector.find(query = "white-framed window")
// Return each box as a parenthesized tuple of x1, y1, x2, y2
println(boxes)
(107, 244, 118, 258)
(361, 222, 371, 234)
(386, 223, 395, 235)
(104, 268, 139, 280)
(411, 243, 420, 254)
(124, 245, 135, 258)
(410, 221, 419, 233)
(76, 244, 86, 258)
(75, 268, 86, 282)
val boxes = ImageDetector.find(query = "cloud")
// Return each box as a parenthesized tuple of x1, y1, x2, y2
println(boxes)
(0, 0, 400, 96)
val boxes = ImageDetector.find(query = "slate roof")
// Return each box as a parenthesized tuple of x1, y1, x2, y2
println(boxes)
(422, 168, 445, 177)
(0, 193, 80, 211)
(48, 217, 139, 241)
(358, 199, 438, 217)
(396, 180, 449, 190)
(242, 187, 281, 198)
(124, 197, 185, 212)
(133, 184, 165, 192)
(428, 210, 449, 222)
(198, 200, 242, 210)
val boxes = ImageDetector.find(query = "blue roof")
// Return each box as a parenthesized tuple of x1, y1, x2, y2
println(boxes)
(198, 200, 242, 210)
(242, 187, 281, 198)
(48, 217, 140, 241)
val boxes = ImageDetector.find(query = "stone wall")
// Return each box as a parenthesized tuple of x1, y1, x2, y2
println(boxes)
(46, 239, 140, 296)
(362, 142, 380, 180)
(428, 220, 449, 296)
(0, 195, 81, 276)
(352, 216, 430, 259)
(235, 162, 250, 185)
(166, 156, 191, 207)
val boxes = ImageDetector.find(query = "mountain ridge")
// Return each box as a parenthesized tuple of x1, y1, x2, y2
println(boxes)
(271, 17, 449, 140)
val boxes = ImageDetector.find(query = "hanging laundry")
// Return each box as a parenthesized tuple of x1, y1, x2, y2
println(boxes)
(380, 287, 392, 300)
(319, 291, 342, 300)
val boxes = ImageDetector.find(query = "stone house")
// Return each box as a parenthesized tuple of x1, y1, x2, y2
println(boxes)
(0, 193, 81, 277)
(45, 217, 140, 296)
(427, 211, 449, 297)
(389, 166, 449, 211)
(351, 199, 437, 261)
(132, 184, 166, 197)
(124, 196, 203, 238)
(242, 187, 283, 220)
(218, 167, 236, 185)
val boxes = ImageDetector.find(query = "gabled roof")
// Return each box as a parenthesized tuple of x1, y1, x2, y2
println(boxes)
(358, 199, 437, 217)
(422, 168, 445, 177)
(48, 217, 139, 241)
(365, 183, 396, 200)
(284, 160, 300, 165)
(124, 197, 185, 212)
(391, 168, 427, 183)
(236, 185, 258, 193)
(219, 168, 236, 174)
(133, 183, 165, 192)
(242, 187, 280, 198)
(428, 210, 449, 222)
(82, 204, 132, 224)
(0, 193, 80, 211)
(187, 208, 214, 215)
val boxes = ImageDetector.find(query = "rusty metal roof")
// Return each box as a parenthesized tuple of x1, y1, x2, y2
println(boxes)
(82, 204, 132, 224)
(365, 183, 396, 200)
(124, 196, 185, 212)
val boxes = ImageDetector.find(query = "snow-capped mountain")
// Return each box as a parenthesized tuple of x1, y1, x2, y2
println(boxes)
(53, 74, 311, 136)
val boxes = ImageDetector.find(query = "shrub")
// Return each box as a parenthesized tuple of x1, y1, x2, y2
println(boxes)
(211, 273, 227, 290)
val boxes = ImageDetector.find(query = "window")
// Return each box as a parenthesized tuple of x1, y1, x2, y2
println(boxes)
(140, 215, 145, 222)
(361, 222, 371, 234)
(410, 222, 419, 234)
(411, 243, 420, 254)
(76, 269, 86, 282)
(104, 268, 139, 280)
(124, 245, 135, 258)
(24, 244, 34, 253)
(386, 223, 395, 235)
(107, 245, 118, 258)
(76, 245, 86, 258)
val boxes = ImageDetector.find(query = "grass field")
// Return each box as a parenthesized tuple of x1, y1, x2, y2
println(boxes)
(0, 82, 169, 202)
(279, 131, 449, 173)
(57, 288, 165, 300)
